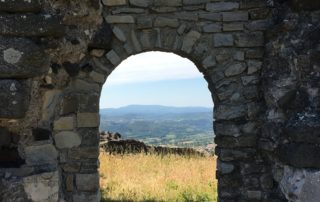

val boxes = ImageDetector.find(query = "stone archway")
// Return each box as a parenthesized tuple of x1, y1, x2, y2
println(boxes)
(1, 0, 319, 202)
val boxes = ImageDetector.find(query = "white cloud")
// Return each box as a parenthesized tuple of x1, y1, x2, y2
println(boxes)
(105, 51, 203, 85)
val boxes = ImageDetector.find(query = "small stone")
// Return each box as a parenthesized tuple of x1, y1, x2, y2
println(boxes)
(102, 0, 126, 6)
(112, 26, 127, 42)
(223, 23, 244, 31)
(53, 117, 74, 131)
(215, 104, 247, 120)
(90, 49, 106, 57)
(203, 23, 221, 33)
(154, 17, 179, 28)
(213, 33, 233, 47)
(25, 144, 58, 165)
(181, 30, 201, 53)
(224, 63, 247, 77)
(233, 51, 245, 61)
(241, 75, 259, 85)
(202, 55, 216, 69)
(206, 2, 239, 12)
(106, 50, 121, 66)
(223, 11, 248, 22)
(105, 15, 135, 24)
(247, 60, 262, 74)
(217, 160, 235, 174)
(137, 16, 153, 29)
(199, 12, 221, 21)
(54, 131, 81, 149)
(235, 32, 264, 47)
(77, 113, 100, 128)
(89, 71, 105, 83)
(76, 173, 99, 191)
(247, 191, 262, 200)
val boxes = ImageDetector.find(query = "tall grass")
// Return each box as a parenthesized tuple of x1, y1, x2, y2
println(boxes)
(99, 150, 217, 202)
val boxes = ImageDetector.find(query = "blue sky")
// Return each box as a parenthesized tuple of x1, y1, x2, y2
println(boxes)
(100, 52, 213, 109)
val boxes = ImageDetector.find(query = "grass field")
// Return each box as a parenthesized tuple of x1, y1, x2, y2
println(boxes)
(99, 150, 217, 202)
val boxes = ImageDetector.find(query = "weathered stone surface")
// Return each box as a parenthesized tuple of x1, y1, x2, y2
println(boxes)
(69, 147, 99, 160)
(214, 33, 233, 47)
(223, 11, 248, 22)
(23, 171, 59, 202)
(41, 90, 62, 127)
(279, 143, 320, 168)
(73, 191, 101, 202)
(154, 17, 179, 28)
(106, 50, 121, 66)
(218, 160, 235, 174)
(223, 23, 244, 31)
(206, 2, 239, 12)
(199, 12, 221, 21)
(54, 131, 81, 149)
(240, 0, 266, 9)
(102, 0, 126, 6)
(131, 30, 142, 52)
(202, 55, 216, 69)
(181, 30, 201, 53)
(154, 0, 182, 7)
(53, 116, 75, 131)
(280, 166, 320, 202)
(175, 12, 198, 21)
(89, 22, 113, 49)
(112, 8, 145, 14)
(137, 16, 153, 29)
(215, 104, 247, 120)
(247, 190, 262, 200)
(105, 15, 135, 24)
(77, 113, 100, 128)
(25, 144, 58, 165)
(183, 0, 209, 5)
(235, 32, 264, 47)
(0, 37, 49, 78)
(0, 14, 65, 37)
(129, 0, 153, 7)
(0, 0, 41, 13)
(203, 23, 221, 33)
(89, 71, 105, 83)
(70, 79, 100, 92)
(225, 63, 246, 77)
(76, 173, 99, 191)
(90, 49, 106, 57)
(0, 79, 30, 119)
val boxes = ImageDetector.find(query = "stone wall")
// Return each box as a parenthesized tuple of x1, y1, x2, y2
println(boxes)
(0, 0, 318, 201)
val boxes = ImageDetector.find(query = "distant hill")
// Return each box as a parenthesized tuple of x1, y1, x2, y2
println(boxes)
(100, 105, 213, 116)
(99, 105, 214, 148)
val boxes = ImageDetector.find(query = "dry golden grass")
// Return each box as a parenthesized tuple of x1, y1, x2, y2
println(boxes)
(99, 150, 217, 202)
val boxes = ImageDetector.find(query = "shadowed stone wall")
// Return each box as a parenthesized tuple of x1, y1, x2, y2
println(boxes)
(0, 0, 318, 201)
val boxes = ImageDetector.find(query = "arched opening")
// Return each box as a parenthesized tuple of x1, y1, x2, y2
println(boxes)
(99, 51, 216, 201)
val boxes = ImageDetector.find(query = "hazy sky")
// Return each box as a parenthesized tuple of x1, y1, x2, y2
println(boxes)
(100, 51, 213, 109)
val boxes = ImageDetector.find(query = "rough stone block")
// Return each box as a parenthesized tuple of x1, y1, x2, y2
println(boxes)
(41, 90, 62, 126)
(54, 131, 82, 149)
(215, 104, 247, 120)
(181, 30, 201, 53)
(106, 50, 121, 66)
(73, 191, 101, 202)
(137, 16, 153, 29)
(23, 171, 59, 202)
(183, 0, 209, 5)
(247, 60, 262, 74)
(0, 37, 49, 78)
(154, 0, 182, 7)
(105, 15, 135, 23)
(203, 23, 222, 33)
(0, 79, 30, 119)
(70, 79, 100, 92)
(77, 113, 100, 128)
(217, 160, 235, 174)
(175, 12, 198, 21)
(0, 14, 65, 37)
(240, 0, 267, 9)
(223, 11, 248, 22)
(25, 144, 58, 165)
(89, 22, 113, 49)
(213, 33, 233, 47)
(53, 117, 75, 131)
(0, 0, 41, 13)
(102, 0, 126, 6)
(235, 32, 264, 47)
(199, 12, 221, 21)
(224, 63, 247, 77)
(154, 17, 179, 28)
(69, 147, 99, 160)
(202, 55, 216, 69)
(223, 23, 244, 31)
(206, 2, 239, 12)
(129, 0, 153, 7)
(112, 8, 145, 14)
(89, 71, 105, 83)
(76, 173, 99, 191)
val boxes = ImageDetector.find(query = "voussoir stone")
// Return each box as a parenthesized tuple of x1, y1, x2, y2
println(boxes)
(54, 131, 82, 149)
(0, 37, 49, 78)
(181, 30, 201, 53)
(113, 26, 127, 42)
(0, 79, 30, 119)
(225, 63, 247, 77)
